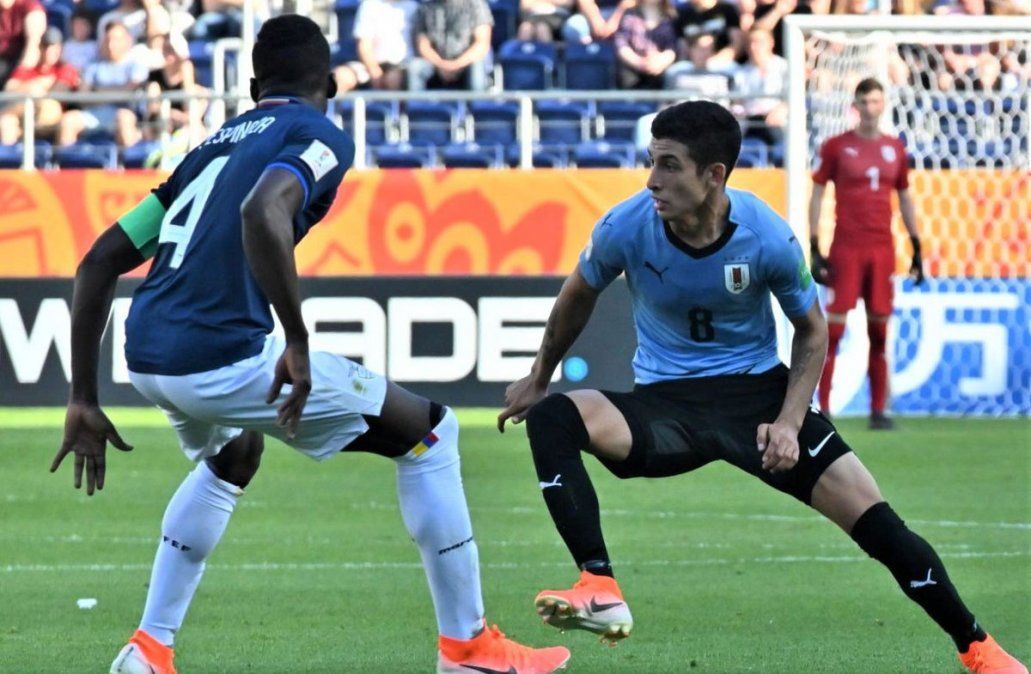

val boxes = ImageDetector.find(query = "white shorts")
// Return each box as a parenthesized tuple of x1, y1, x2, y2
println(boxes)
(129, 336, 387, 462)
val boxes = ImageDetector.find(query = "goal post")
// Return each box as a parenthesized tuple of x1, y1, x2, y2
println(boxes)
(782, 15, 1030, 415)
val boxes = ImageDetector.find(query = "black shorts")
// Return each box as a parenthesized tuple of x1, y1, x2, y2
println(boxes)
(597, 365, 852, 504)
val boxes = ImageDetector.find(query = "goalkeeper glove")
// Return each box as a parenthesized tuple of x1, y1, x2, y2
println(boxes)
(810, 239, 830, 285)
(909, 236, 925, 286)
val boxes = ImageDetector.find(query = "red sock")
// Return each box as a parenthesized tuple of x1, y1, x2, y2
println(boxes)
(819, 321, 846, 412)
(868, 321, 888, 414)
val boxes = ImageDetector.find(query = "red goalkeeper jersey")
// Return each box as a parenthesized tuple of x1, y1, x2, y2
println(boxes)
(812, 131, 909, 248)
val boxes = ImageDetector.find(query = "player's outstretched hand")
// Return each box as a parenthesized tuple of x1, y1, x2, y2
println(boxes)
(267, 341, 312, 440)
(810, 251, 831, 286)
(50, 402, 133, 495)
(757, 420, 799, 473)
(498, 375, 548, 432)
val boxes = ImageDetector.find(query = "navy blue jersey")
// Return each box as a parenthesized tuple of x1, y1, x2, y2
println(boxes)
(579, 188, 816, 383)
(122, 98, 355, 375)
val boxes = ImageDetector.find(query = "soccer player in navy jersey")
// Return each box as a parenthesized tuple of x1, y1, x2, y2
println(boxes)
(49, 15, 569, 674)
(498, 101, 1025, 674)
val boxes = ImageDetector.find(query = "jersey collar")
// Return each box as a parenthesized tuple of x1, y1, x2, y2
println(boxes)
(662, 200, 737, 259)
(257, 96, 303, 108)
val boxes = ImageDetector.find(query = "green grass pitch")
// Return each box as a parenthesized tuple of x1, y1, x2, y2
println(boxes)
(1, 409, 1028, 673)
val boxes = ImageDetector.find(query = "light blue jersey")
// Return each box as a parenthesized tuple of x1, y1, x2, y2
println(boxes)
(578, 188, 816, 384)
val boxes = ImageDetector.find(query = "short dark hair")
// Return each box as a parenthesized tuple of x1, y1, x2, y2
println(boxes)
(854, 77, 884, 97)
(650, 100, 741, 180)
(253, 15, 330, 96)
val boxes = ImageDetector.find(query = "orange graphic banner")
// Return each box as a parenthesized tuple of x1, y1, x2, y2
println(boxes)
(0, 168, 1024, 278)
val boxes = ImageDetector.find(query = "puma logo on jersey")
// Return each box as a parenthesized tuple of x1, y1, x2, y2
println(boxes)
(807, 431, 835, 457)
(910, 569, 937, 589)
(539, 474, 563, 489)
(644, 261, 669, 282)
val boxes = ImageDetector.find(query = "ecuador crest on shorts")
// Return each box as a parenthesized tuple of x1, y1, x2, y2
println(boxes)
(724, 263, 750, 294)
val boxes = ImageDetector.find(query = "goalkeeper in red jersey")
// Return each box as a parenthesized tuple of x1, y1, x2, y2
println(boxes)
(809, 77, 924, 429)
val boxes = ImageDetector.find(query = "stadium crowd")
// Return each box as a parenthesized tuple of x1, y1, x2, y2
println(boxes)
(0, 0, 1026, 167)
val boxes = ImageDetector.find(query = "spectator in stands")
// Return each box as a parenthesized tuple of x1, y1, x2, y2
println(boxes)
(0, 0, 45, 89)
(663, 32, 735, 93)
(0, 26, 77, 143)
(409, 0, 492, 91)
(145, 31, 205, 144)
(63, 9, 99, 73)
(614, 0, 677, 88)
(188, 0, 243, 40)
(732, 26, 788, 146)
(334, 0, 418, 92)
(517, 0, 577, 41)
(673, 0, 742, 69)
(98, 0, 176, 46)
(750, 0, 812, 56)
(58, 21, 147, 147)
(562, 0, 634, 45)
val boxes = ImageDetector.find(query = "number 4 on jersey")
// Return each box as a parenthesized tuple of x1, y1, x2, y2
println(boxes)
(158, 156, 229, 269)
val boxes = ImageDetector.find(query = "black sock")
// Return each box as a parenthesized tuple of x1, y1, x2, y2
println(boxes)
(850, 502, 987, 651)
(525, 393, 613, 577)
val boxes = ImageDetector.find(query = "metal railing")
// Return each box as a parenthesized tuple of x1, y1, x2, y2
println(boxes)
(0, 88, 780, 170)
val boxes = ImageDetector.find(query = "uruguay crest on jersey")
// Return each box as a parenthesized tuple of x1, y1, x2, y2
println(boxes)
(724, 263, 750, 294)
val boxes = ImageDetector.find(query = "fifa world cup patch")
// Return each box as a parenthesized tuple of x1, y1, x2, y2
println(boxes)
(299, 139, 338, 181)
(412, 431, 440, 457)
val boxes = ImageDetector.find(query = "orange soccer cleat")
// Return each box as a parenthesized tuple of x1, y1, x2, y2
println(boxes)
(534, 570, 633, 643)
(110, 629, 177, 674)
(959, 634, 1028, 674)
(437, 623, 570, 674)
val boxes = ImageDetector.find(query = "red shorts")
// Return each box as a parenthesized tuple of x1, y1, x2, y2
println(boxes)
(826, 244, 895, 316)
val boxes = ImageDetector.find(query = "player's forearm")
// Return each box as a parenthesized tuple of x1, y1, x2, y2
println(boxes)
(531, 274, 598, 386)
(780, 317, 827, 429)
(807, 185, 825, 250)
(241, 209, 308, 345)
(69, 257, 121, 404)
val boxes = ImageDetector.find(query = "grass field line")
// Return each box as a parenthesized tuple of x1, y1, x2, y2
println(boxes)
(3, 549, 1027, 574)
(348, 500, 1031, 531)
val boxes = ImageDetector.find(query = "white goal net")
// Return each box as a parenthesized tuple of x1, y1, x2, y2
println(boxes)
(784, 16, 1029, 416)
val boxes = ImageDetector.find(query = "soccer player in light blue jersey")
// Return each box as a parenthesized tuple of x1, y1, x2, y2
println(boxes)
(498, 101, 1025, 674)
(49, 15, 569, 674)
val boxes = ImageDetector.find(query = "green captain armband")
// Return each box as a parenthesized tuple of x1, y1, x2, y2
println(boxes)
(117, 194, 167, 260)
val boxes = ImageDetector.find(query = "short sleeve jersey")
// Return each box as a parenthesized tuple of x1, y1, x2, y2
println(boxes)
(578, 188, 816, 384)
(121, 98, 355, 375)
(812, 131, 909, 249)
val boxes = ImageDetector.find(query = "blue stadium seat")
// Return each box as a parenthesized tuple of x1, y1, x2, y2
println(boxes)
(331, 39, 358, 66)
(122, 140, 160, 169)
(373, 143, 434, 168)
(338, 100, 398, 147)
(736, 137, 769, 168)
(405, 101, 461, 147)
(506, 143, 569, 168)
(536, 100, 590, 145)
(488, 0, 517, 50)
(45, 4, 71, 36)
(469, 100, 520, 145)
(573, 141, 635, 168)
(597, 101, 655, 142)
(561, 42, 615, 90)
(441, 142, 504, 168)
(335, 0, 360, 40)
(82, 0, 118, 14)
(78, 128, 117, 144)
(188, 40, 214, 87)
(0, 142, 52, 168)
(498, 40, 556, 90)
(55, 142, 118, 169)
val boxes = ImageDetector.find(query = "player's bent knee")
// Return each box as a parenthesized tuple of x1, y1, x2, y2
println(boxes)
(525, 393, 589, 459)
(811, 453, 884, 530)
(206, 431, 264, 488)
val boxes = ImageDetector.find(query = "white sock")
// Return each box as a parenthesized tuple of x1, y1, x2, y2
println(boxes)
(394, 408, 485, 640)
(139, 461, 242, 646)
